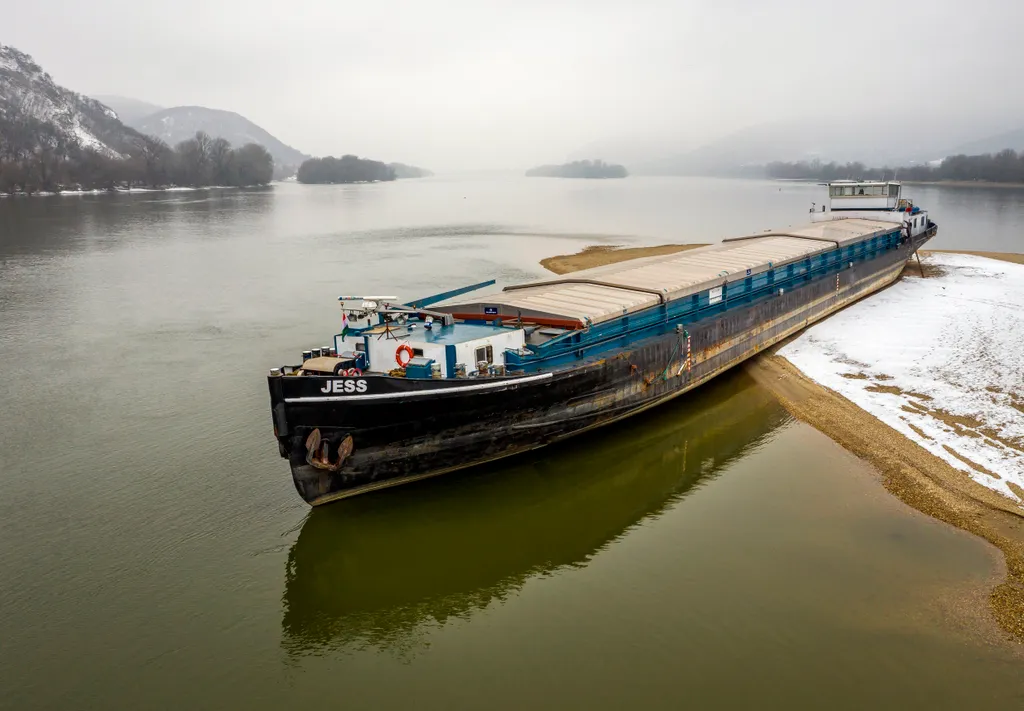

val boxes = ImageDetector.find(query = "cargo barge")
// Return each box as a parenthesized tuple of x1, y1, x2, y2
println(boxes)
(267, 181, 936, 505)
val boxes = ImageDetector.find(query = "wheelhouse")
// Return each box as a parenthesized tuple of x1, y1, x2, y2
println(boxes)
(827, 180, 901, 211)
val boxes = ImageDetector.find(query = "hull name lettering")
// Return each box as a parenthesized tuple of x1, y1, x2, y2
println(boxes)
(319, 379, 368, 394)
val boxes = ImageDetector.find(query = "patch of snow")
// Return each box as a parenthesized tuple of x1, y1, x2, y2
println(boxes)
(70, 116, 122, 159)
(0, 48, 122, 159)
(73, 124, 106, 152)
(780, 253, 1024, 506)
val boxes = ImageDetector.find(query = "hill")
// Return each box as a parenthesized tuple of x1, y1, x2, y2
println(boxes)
(944, 128, 1024, 158)
(91, 95, 164, 125)
(634, 120, 939, 176)
(623, 115, 1021, 176)
(0, 45, 274, 192)
(129, 106, 308, 170)
(0, 44, 147, 159)
(526, 159, 627, 179)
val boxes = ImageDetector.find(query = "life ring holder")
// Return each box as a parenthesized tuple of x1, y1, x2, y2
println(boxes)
(395, 344, 415, 368)
(333, 363, 363, 377)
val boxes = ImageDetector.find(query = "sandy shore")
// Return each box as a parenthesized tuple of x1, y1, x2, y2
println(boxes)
(543, 244, 1024, 642)
(746, 352, 1024, 643)
(539, 243, 708, 275)
(922, 250, 1024, 265)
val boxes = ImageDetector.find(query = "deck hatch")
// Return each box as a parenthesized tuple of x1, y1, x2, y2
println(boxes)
(439, 218, 897, 327)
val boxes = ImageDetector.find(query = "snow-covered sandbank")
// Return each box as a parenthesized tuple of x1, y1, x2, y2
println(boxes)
(780, 253, 1024, 506)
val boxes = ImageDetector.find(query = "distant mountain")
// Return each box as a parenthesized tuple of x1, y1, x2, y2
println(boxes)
(388, 162, 433, 178)
(943, 128, 1024, 157)
(626, 115, 1020, 176)
(91, 95, 164, 125)
(527, 159, 627, 179)
(128, 106, 309, 169)
(635, 120, 933, 176)
(0, 45, 146, 158)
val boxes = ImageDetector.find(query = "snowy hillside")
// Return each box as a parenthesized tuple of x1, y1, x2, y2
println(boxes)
(131, 106, 308, 168)
(0, 45, 144, 158)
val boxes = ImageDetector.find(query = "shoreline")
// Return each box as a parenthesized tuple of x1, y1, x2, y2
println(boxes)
(542, 243, 1024, 643)
(745, 350, 1024, 644)
(772, 179, 1024, 189)
(0, 184, 271, 198)
(922, 249, 1024, 265)
(904, 180, 1024, 189)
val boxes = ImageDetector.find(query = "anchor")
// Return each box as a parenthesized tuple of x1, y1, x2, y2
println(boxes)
(304, 429, 355, 472)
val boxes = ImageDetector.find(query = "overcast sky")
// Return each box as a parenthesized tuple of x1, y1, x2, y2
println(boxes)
(4, 0, 1024, 170)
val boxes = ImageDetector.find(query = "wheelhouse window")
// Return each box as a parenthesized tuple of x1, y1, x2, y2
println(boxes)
(475, 345, 493, 364)
(831, 184, 891, 197)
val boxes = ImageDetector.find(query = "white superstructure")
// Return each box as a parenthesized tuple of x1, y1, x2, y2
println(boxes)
(810, 180, 931, 239)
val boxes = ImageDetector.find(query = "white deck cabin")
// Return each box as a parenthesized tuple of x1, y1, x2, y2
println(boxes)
(810, 180, 931, 238)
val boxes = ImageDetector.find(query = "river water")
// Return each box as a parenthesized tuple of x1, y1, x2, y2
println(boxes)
(1, 177, 1022, 709)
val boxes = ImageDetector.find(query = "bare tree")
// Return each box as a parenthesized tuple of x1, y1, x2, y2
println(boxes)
(209, 137, 235, 185)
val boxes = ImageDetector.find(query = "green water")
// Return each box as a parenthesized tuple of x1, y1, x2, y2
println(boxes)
(1, 178, 1022, 709)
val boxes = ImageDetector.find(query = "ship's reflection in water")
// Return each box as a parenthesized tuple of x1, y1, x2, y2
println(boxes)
(281, 371, 788, 656)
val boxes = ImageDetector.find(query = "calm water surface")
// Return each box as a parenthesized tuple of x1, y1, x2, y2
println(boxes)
(1, 178, 1023, 709)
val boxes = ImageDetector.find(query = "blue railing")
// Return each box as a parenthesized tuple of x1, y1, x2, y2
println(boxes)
(503, 229, 902, 371)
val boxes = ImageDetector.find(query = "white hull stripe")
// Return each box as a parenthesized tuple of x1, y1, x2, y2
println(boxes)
(285, 372, 554, 402)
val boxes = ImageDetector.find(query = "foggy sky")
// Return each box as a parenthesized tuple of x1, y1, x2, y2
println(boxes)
(4, 0, 1024, 171)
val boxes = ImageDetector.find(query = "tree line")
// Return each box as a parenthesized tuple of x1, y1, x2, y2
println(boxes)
(766, 149, 1024, 184)
(0, 112, 274, 194)
(526, 159, 628, 179)
(296, 155, 396, 184)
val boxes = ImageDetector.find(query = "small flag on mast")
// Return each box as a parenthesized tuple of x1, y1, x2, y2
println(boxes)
(340, 311, 351, 339)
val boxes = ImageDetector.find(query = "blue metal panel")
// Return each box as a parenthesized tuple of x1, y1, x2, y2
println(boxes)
(504, 229, 903, 372)
(445, 344, 456, 378)
(405, 358, 435, 379)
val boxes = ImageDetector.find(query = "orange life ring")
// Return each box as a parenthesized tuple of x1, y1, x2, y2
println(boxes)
(395, 344, 415, 368)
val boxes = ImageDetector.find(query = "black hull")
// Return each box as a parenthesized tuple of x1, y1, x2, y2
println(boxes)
(269, 229, 934, 505)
